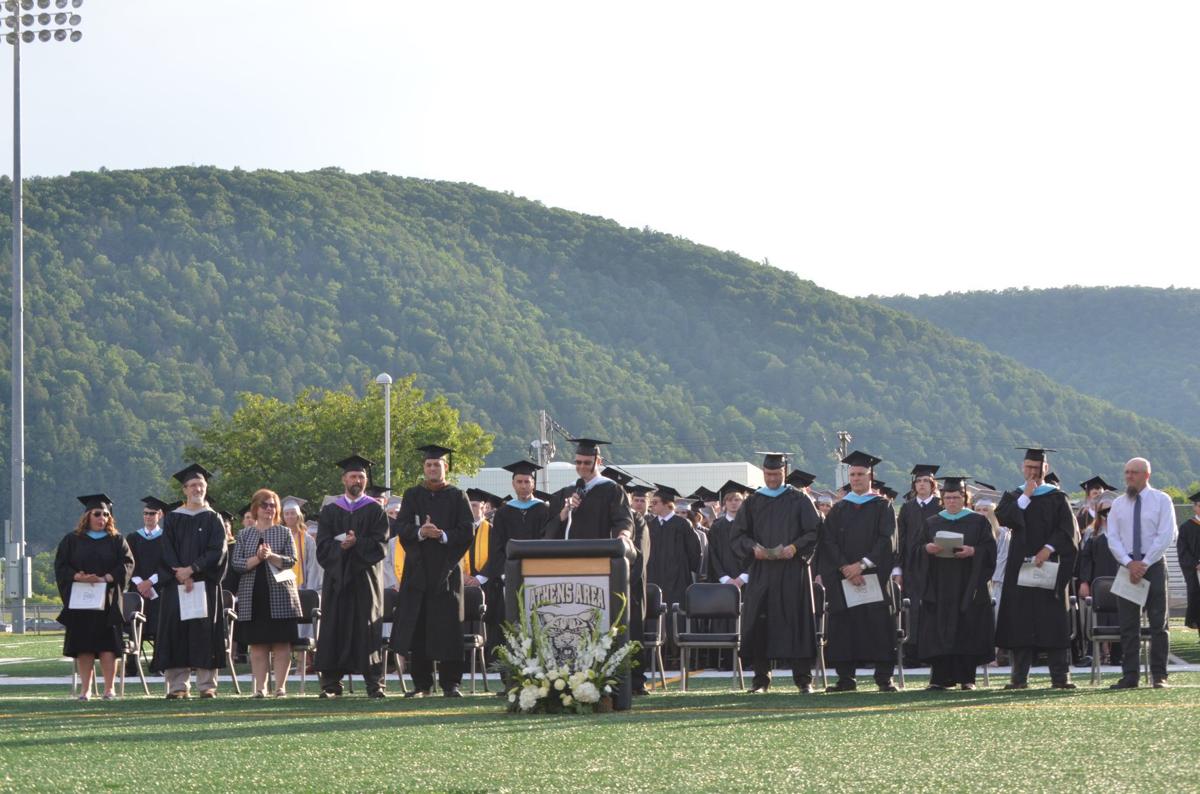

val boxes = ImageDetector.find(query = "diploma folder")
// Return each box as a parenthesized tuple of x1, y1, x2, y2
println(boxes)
(68, 581, 106, 611)
(178, 581, 209, 621)
(1016, 560, 1058, 590)
(841, 575, 885, 608)
(1111, 565, 1150, 607)
(933, 531, 964, 558)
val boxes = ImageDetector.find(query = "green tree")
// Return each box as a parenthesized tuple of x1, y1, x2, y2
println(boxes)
(181, 378, 492, 511)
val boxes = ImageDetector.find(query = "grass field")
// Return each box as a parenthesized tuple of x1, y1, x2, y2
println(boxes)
(2, 631, 1199, 792)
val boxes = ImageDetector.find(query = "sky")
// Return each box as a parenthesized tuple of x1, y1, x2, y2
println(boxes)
(1, 1, 1197, 297)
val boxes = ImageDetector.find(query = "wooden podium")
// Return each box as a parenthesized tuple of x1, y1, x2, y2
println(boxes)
(504, 539, 635, 710)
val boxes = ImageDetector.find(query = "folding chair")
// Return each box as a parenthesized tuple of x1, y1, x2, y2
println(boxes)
(890, 580, 909, 690)
(463, 584, 489, 694)
(811, 576, 829, 691)
(293, 589, 322, 695)
(671, 583, 744, 692)
(120, 592, 150, 697)
(643, 584, 668, 691)
(221, 589, 242, 695)
(1085, 576, 1151, 686)
(376, 588, 409, 694)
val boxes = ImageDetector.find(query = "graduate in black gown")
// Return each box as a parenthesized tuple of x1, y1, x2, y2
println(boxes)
(625, 481, 655, 694)
(479, 461, 550, 660)
(818, 450, 899, 692)
(151, 464, 229, 699)
(731, 455, 822, 692)
(644, 484, 703, 664)
(55, 494, 135, 700)
(994, 447, 1079, 690)
(895, 465, 941, 665)
(914, 477, 996, 690)
(543, 438, 634, 542)
(1077, 493, 1121, 664)
(703, 481, 749, 674)
(314, 454, 390, 698)
(391, 444, 474, 697)
(126, 496, 170, 644)
(1177, 491, 1200, 633)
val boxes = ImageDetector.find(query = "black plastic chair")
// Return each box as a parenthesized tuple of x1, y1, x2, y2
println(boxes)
(120, 592, 150, 697)
(378, 588, 410, 694)
(463, 584, 489, 694)
(890, 579, 908, 690)
(293, 589, 321, 695)
(1085, 576, 1151, 686)
(671, 583, 744, 692)
(643, 584, 668, 691)
(811, 577, 829, 691)
(220, 589, 242, 695)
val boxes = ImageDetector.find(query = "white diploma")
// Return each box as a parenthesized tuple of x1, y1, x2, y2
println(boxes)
(68, 581, 106, 611)
(1111, 565, 1150, 607)
(841, 575, 885, 608)
(1017, 560, 1059, 590)
(271, 565, 297, 584)
(178, 581, 209, 621)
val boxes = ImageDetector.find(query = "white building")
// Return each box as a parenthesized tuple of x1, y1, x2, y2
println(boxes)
(456, 461, 767, 499)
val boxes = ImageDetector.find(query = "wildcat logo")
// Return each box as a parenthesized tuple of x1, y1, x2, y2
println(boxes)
(537, 611, 597, 665)
(525, 579, 609, 665)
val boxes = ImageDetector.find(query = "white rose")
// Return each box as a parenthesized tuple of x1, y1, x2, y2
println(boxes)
(554, 679, 566, 691)
(575, 682, 600, 704)
(518, 686, 540, 711)
(508, 691, 517, 703)
(561, 695, 573, 707)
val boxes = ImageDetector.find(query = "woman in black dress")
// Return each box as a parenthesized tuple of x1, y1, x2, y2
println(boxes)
(231, 489, 302, 697)
(54, 494, 135, 701)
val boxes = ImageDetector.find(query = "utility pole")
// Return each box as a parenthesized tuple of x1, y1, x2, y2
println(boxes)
(835, 430, 853, 490)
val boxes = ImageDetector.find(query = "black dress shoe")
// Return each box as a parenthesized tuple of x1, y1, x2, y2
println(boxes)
(926, 684, 948, 691)
(368, 690, 387, 699)
(318, 689, 342, 699)
(443, 687, 463, 698)
(1109, 678, 1138, 690)
(960, 683, 977, 691)
(1051, 681, 1077, 690)
(877, 683, 899, 692)
(749, 684, 770, 694)
(404, 690, 430, 699)
(796, 683, 814, 694)
(1003, 682, 1028, 690)
(1152, 678, 1169, 689)
(826, 680, 857, 693)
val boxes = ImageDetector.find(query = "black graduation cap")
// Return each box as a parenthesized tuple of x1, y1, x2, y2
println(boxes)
(533, 489, 554, 502)
(910, 464, 940, 479)
(786, 470, 816, 488)
(166, 500, 183, 512)
(601, 467, 633, 487)
(1017, 446, 1057, 462)
(238, 503, 253, 517)
(77, 493, 114, 512)
(717, 480, 750, 501)
(364, 483, 389, 499)
(653, 484, 682, 502)
(172, 462, 213, 485)
(973, 480, 995, 490)
(416, 444, 454, 463)
(1189, 490, 1200, 504)
(839, 483, 852, 494)
(1045, 472, 1061, 486)
(937, 475, 970, 493)
(569, 437, 608, 456)
(140, 496, 170, 512)
(757, 451, 790, 470)
(335, 454, 373, 473)
(626, 483, 655, 497)
(881, 486, 899, 500)
(871, 479, 887, 490)
(466, 488, 503, 509)
(687, 485, 719, 502)
(503, 460, 543, 478)
(841, 450, 882, 469)
(1080, 475, 1117, 492)
(217, 508, 235, 523)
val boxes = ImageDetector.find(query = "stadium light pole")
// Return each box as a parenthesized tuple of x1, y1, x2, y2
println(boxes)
(4, 0, 83, 634)
(375, 373, 393, 490)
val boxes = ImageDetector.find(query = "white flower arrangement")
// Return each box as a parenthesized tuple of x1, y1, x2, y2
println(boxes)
(492, 588, 641, 715)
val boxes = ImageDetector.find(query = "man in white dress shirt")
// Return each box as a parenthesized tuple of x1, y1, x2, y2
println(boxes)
(1106, 457, 1175, 689)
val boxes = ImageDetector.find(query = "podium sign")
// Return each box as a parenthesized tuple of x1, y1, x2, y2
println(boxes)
(505, 539, 634, 710)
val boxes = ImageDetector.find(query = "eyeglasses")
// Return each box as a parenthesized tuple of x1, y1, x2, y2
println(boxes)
(142, 511, 158, 516)
(573, 459, 590, 466)
(91, 511, 110, 519)
(260, 502, 278, 509)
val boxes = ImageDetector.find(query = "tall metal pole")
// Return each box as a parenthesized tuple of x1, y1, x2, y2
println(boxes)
(383, 381, 391, 490)
(9, 14, 25, 635)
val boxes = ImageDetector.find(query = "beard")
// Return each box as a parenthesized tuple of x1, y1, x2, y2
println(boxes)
(347, 482, 364, 498)
(1126, 485, 1139, 498)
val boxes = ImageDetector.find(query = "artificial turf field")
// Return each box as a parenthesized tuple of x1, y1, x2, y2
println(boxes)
(2, 631, 1199, 792)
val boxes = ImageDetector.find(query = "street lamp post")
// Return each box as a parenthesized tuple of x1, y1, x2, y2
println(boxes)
(375, 373, 393, 490)
(4, 0, 83, 634)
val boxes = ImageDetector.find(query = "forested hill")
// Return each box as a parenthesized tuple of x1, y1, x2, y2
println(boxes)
(3, 167, 1199, 548)
(877, 287, 1200, 437)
